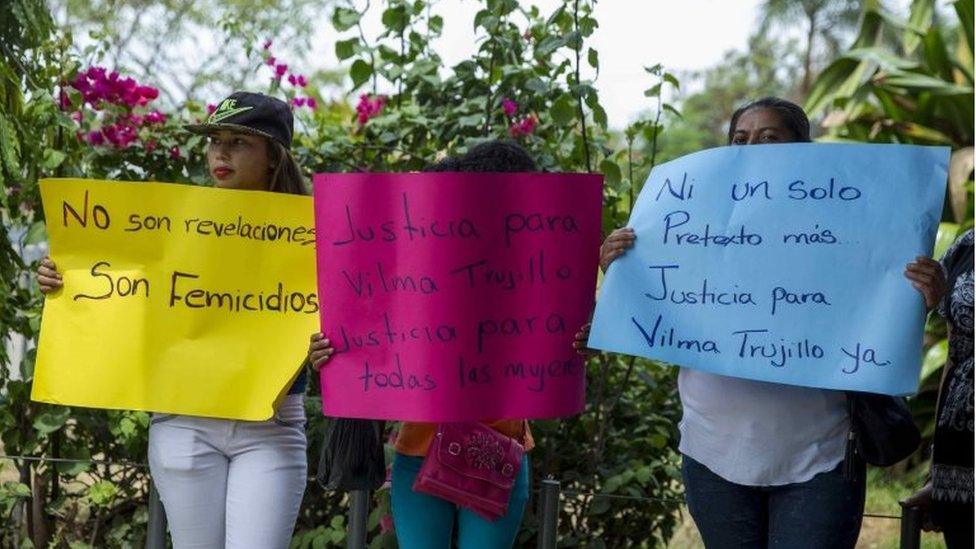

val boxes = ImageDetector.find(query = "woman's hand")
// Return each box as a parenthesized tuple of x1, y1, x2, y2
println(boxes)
(904, 256, 947, 311)
(572, 323, 596, 357)
(600, 228, 636, 273)
(308, 332, 335, 370)
(36, 257, 63, 294)
(901, 482, 940, 532)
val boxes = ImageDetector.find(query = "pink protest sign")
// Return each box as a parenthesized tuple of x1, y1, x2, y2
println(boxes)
(313, 172, 602, 421)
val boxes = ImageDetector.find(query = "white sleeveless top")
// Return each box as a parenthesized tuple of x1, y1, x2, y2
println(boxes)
(678, 368, 849, 486)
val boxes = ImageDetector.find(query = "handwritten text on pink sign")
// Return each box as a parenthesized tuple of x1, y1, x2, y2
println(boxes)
(313, 173, 602, 421)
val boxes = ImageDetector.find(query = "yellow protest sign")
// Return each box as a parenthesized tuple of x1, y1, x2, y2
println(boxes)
(32, 178, 318, 420)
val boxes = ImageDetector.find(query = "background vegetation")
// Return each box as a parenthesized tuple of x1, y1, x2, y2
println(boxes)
(1, 0, 971, 546)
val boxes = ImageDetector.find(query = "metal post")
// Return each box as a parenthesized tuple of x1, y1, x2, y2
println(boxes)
(899, 505, 922, 549)
(146, 481, 167, 549)
(537, 478, 561, 549)
(346, 490, 369, 549)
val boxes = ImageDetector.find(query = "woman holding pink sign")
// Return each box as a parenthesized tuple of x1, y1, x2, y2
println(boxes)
(38, 91, 334, 549)
(308, 140, 536, 549)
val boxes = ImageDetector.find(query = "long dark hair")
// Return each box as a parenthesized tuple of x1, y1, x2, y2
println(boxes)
(727, 97, 812, 144)
(267, 140, 307, 195)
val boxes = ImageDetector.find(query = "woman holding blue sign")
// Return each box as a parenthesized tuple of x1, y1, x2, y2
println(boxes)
(37, 91, 334, 548)
(577, 97, 951, 548)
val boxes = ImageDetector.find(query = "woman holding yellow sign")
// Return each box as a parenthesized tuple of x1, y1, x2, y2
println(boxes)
(37, 91, 334, 549)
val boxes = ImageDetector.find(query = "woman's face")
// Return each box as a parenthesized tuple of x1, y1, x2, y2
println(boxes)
(206, 131, 272, 191)
(731, 108, 796, 145)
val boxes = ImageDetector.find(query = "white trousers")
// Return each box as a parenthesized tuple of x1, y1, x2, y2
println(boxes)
(148, 394, 308, 549)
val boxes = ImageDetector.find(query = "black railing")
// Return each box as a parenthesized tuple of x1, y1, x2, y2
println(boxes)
(0, 455, 925, 548)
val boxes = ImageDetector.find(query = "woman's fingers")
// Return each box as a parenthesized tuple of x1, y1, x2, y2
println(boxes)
(310, 347, 335, 370)
(36, 257, 63, 293)
(308, 332, 336, 370)
(600, 229, 637, 272)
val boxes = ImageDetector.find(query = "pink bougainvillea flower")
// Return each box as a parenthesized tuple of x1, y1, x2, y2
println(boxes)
(502, 97, 518, 117)
(138, 85, 158, 102)
(291, 97, 307, 108)
(263, 39, 273, 50)
(169, 146, 182, 159)
(265, 55, 277, 67)
(85, 130, 105, 146)
(275, 63, 289, 78)
(102, 123, 138, 148)
(70, 111, 83, 123)
(297, 75, 308, 87)
(206, 103, 217, 114)
(144, 139, 158, 152)
(305, 97, 317, 109)
(144, 110, 166, 124)
(508, 115, 537, 138)
(355, 94, 387, 126)
(288, 74, 298, 86)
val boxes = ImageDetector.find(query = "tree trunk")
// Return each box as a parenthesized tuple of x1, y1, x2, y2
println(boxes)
(31, 471, 52, 549)
(801, 10, 818, 96)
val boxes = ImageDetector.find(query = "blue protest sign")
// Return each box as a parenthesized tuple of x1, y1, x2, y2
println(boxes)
(589, 143, 949, 395)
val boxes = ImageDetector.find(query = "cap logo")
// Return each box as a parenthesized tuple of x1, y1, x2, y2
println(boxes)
(208, 99, 253, 123)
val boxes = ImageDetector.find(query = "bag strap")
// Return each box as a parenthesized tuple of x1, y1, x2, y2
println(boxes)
(843, 394, 859, 482)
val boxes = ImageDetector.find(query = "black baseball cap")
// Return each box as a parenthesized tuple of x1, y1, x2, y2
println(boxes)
(185, 91, 293, 149)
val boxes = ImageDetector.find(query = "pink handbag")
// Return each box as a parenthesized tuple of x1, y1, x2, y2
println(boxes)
(412, 422, 525, 521)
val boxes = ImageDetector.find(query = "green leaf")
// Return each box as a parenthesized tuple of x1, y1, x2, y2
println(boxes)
(0, 115, 22, 177)
(564, 31, 582, 50)
(663, 72, 680, 90)
(41, 148, 66, 171)
(896, 121, 955, 143)
(335, 38, 359, 61)
(550, 94, 576, 126)
(33, 407, 70, 434)
(381, 6, 408, 33)
(600, 159, 621, 187)
(350, 59, 373, 89)
(332, 7, 361, 31)
(662, 103, 682, 119)
(643, 83, 661, 97)
(591, 103, 607, 128)
(587, 47, 598, 71)
(534, 35, 564, 58)
(602, 474, 624, 493)
(429, 15, 444, 35)
(635, 467, 652, 484)
(648, 433, 667, 449)
(845, 47, 919, 71)
(904, 0, 934, 54)
(920, 339, 947, 381)
(935, 222, 963, 258)
(23, 221, 46, 245)
(2, 482, 32, 499)
(955, 0, 974, 56)
(879, 71, 973, 94)
(87, 480, 118, 507)
(804, 58, 860, 116)
(948, 147, 974, 222)
(456, 114, 482, 128)
(525, 78, 548, 94)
